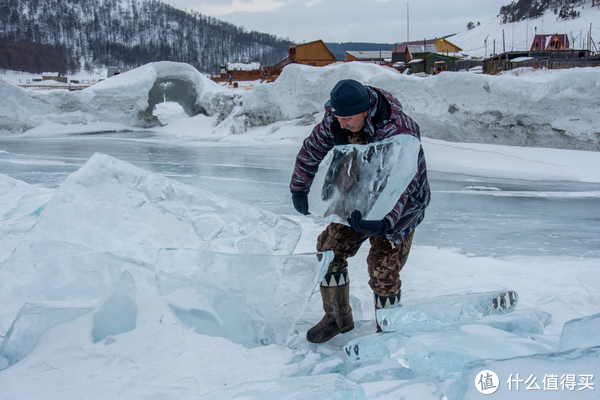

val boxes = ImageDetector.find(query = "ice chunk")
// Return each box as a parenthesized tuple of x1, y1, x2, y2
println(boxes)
(29, 153, 300, 260)
(377, 290, 518, 332)
(29, 241, 158, 301)
(91, 271, 138, 343)
(162, 287, 226, 338)
(347, 358, 417, 383)
(457, 346, 600, 399)
(345, 324, 552, 379)
(558, 312, 600, 351)
(361, 376, 444, 399)
(0, 302, 92, 370)
(155, 249, 334, 348)
(0, 153, 301, 331)
(196, 373, 366, 400)
(0, 173, 54, 264)
(473, 310, 549, 337)
(308, 135, 421, 222)
(577, 272, 600, 305)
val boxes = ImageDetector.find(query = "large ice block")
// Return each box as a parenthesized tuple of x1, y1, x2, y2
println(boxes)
(344, 324, 552, 379)
(457, 346, 600, 399)
(308, 135, 421, 221)
(156, 249, 334, 348)
(29, 153, 301, 260)
(377, 290, 518, 332)
(0, 153, 301, 331)
(558, 312, 600, 351)
(0, 302, 93, 370)
(91, 270, 138, 343)
(196, 373, 366, 400)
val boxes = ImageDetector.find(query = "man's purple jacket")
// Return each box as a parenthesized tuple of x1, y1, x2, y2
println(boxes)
(290, 86, 431, 244)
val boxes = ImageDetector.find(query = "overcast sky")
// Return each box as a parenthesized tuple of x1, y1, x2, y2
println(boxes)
(166, 0, 509, 44)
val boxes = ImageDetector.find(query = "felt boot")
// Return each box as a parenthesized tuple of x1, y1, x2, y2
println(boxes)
(374, 291, 401, 332)
(306, 270, 354, 343)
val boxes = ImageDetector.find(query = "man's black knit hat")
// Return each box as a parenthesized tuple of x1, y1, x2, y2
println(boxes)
(329, 79, 370, 117)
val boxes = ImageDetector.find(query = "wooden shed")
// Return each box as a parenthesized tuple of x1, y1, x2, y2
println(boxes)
(265, 40, 337, 81)
(289, 40, 337, 67)
(392, 38, 462, 62)
(408, 52, 459, 74)
(346, 51, 392, 64)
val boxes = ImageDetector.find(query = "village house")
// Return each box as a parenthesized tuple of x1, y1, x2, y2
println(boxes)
(211, 62, 262, 83)
(484, 34, 599, 74)
(345, 50, 392, 64)
(391, 38, 463, 63)
(530, 34, 570, 51)
(264, 40, 337, 81)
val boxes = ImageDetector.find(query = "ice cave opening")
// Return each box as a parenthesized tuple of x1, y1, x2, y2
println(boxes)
(146, 78, 204, 124)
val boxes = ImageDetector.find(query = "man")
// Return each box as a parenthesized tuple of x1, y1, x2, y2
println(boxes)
(290, 79, 430, 343)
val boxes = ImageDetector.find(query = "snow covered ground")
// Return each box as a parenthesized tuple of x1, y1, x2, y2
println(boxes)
(0, 61, 599, 399)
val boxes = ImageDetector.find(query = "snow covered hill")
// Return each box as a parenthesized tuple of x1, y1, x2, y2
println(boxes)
(449, 4, 600, 58)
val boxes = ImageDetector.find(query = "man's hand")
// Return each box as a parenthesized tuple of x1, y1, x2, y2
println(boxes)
(347, 210, 389, 237)
(291, 190, 310, 215)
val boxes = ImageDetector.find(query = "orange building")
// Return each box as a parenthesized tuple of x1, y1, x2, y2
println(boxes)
(265, 40, 337, 80)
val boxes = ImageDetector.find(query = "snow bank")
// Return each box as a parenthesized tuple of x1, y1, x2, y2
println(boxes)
(225, 62, 600, 151)
(2, 60, 599, 151)
(0, 62, 236, 132)
(0, 80, 59, 134)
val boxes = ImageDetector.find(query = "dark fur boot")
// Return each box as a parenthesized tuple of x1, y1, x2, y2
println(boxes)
(306, 271, 354, 343)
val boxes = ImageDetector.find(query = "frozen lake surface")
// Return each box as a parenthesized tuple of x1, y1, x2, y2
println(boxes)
(1, 131, 599, 259)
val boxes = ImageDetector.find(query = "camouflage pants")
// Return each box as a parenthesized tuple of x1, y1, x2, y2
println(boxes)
(316, 223, 415, 297)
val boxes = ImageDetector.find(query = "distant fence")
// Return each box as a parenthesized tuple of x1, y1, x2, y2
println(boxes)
(483, 50, 600, 74)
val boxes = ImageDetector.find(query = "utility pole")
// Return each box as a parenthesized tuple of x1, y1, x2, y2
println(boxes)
(484, 35, 489, 58)
(407, 3, 410, 43)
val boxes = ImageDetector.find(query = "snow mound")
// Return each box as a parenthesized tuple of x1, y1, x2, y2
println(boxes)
(225, 62, 600, 151)
(0, 62, 237, 132)
(79, 61, 234, 126)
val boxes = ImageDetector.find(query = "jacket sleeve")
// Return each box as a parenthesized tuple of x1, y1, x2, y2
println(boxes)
(384, 146, 429, 229)
(290, 112, 336, 193)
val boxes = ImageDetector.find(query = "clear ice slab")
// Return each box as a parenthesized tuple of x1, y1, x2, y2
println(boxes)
(308, 135, 421, 221)
(0, 302, 93, 370)
(457, 346, 600, 399)
(377, 290, 518, 332)
(0, 153, 301, 332)
(92, 270, 138, 343)
(156, 249, 334, 348)
(196, 373, 366, 400)
(344, 323, 553, 379)
(557, 312, 600, 351)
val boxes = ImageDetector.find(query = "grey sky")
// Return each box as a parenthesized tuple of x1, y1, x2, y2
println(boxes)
(165, 0, 509, 44)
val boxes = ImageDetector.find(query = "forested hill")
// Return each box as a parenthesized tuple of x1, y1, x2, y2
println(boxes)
(0, 0, 294, 74)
